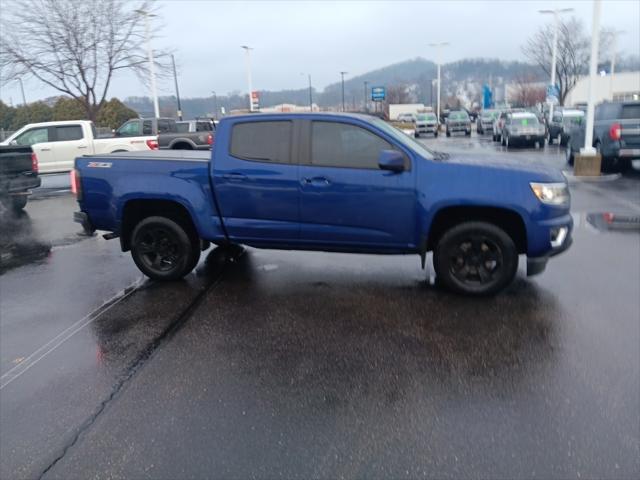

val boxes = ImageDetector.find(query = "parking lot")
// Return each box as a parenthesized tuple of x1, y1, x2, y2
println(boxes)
(1, 133, 639, 479)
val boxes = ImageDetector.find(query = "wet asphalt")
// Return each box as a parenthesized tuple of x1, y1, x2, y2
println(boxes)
(1, 134, 639, 479)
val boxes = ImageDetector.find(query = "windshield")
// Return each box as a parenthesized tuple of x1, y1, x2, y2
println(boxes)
(482, 110, 498, 119)
(449, 112, 469, 120)
(416, 114, 436, 121)
(512, 116, 539, 126)
(370, 117, 434, 159)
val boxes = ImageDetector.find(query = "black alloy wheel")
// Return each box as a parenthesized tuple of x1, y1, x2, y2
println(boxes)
(434, 221, 518, 296)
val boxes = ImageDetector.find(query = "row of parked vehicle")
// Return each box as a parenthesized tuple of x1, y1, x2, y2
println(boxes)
(398, 111, 473, 138)
(0, 117, 216, 174)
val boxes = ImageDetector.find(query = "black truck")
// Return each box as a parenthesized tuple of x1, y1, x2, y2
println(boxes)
(114, 118, 213, 150)
(0, 145, 40, 212)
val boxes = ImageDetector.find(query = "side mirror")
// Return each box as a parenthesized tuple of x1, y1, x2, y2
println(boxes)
(378, 150, 405, 173)
(9, 140, 18, 146)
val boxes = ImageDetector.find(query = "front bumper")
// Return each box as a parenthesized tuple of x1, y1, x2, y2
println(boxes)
(416, 124, 437, 133)
(526, 216, 573, 276)
(448, 124, 471, 132)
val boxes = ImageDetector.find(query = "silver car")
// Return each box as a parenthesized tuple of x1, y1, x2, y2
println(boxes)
(501, 112, 546, 148)
(414, 113, 439, 137)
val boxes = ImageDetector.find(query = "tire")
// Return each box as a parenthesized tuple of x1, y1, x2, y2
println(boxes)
(434, 131, 438, 138)
(465, 130, 471, 137)
(446, 129, 451, 137)
(546, 132, 551, 145)
(433, 221, 519, 296)
(11, 195, 28, 212)
(501, 134, 505, 146)
(414, 132, 420, 138)
(505, 135, 510, 149)
(566, 143, 574, 166)
(130, 216, 200, 281)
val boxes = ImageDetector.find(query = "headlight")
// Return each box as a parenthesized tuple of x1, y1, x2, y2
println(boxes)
(530, 182, 570, 206)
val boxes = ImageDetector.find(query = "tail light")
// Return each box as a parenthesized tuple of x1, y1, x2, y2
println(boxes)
(70, 169, 82, 200)
(609, 123, 621, 141)
(207, 133, 213, 145)
(146, 139, 159, 150)
(31, 152, 39, 173)
(603, 212, 615, 224)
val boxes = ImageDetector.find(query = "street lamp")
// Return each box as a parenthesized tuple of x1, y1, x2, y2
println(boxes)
(301, 73, 313, 111)
(428, 42, 449, 124)
(538, 7, 574, 121)
(582, 0, 602, 156)
(241, 45, 254, 112)
(608, 29, 625, 100)
(17, 78, 26, 106)
(363, 81, 369, 113)
(135, 9, 160, 118)
(340, 71, 348, 112)
(211, 91, 218, 120)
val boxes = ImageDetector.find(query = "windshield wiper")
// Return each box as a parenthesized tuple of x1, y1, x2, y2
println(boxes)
(433, 151, 450, 161)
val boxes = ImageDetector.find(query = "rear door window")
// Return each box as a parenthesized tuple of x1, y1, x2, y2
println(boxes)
(142, 120, 153, 135)
(620, 105, 640, 119)
(230, 121, 292, 163)
(175, 123, 190, 133)
(157, 119, 174, 133)
(311, 121, 392, 169)
(54, 125, 83, 141)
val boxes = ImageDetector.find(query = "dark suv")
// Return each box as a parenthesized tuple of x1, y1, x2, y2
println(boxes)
(565, 101, 640, 172)
(445, 111, 471, 136)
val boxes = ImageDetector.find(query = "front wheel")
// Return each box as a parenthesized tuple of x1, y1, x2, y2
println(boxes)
(433, 221, 519, 296)
(131, 216, 200, 281)
(434, 131, 438, 138)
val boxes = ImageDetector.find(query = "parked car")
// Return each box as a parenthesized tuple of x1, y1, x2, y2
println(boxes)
(477, 109, 499, 135)
(445, 110, 471, 136)
(397, 113, 416, 123)
(414, 113, 439, 137)
(547, 108, 585, 146)
(0, 120, 158, 173)
(73, 113, 572, 296)
(0, 145, 40, 212)
(117, 117, 214, 150)
(565, 101, 640, 172)
(501, 112, 546, 149)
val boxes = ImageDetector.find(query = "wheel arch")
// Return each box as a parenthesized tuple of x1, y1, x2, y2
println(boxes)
(120, 198, 198, 252)
(427, 205, 527, 254)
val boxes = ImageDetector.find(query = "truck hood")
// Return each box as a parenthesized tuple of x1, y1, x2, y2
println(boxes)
(441, 152, 566, 183)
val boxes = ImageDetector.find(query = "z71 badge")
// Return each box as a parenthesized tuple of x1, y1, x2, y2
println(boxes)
(87, 162, 112, 168)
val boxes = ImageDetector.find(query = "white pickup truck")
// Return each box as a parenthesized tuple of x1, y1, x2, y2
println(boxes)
(0, 120, 158, 173)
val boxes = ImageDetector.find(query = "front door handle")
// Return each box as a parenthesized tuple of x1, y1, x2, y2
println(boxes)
(77, 146, 88, 149)
(301, 176, 331, 186)
(222, 172, 247, 181)
(39, 148, 51, 152)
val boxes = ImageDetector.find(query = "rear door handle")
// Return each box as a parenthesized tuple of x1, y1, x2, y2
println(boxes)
(222, 172, 248, 181)
(77, 146, 88, 149)
(40, 148, 51, 152)
(302, 176, 331, 186)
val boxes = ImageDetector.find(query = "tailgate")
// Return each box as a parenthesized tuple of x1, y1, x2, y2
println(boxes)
(0, 145, 33, 176)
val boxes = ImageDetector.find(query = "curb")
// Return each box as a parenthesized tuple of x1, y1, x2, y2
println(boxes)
(562, 171, 621, 183)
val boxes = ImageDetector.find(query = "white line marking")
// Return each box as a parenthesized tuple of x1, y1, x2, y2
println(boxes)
(0, 279, 144, 390)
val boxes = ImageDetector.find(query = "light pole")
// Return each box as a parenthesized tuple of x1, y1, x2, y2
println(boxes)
(582, 0, 602, 155)
(301, 73, 313, 111)
(428, 42, 449, 124)
(340, 71, 348, 112)
(135, 9, 160, 118)
(241, 46, 254, 112)
(171, 54, 182, 120)
(539, 7, 574, 121)
(608, 29, 625, 100)
(211, 91, 218, 120)
(17, 78, 26, 106)
(363, 81, 369, 113)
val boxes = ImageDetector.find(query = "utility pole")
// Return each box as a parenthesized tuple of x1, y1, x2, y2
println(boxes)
(582, 0, 602, 155)
(301, 73, 313, 111)
(340, 71, 348, 112)
(241, 45, 254, 112)
(539, 7, 574, 120)
(171, 54, 182, 120)
(609, 30, 625, 100)
(428, 42, 449, 124)
(363, 81, 369, 113)
(18, 78, 26, 106)
(211, 91, 218, 120)
(135, 9, 160, 118)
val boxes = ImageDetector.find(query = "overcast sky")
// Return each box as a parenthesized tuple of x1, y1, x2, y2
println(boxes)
(1, 0, 639, 105)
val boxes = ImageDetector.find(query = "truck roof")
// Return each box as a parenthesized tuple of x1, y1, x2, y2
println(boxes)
(12, 119, 94, 128)
(221, 112, 378, 123)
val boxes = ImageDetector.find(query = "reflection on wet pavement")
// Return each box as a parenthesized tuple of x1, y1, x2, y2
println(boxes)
(586, 212, 640, 232)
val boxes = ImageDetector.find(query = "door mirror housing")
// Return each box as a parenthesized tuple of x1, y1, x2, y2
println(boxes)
(9, 140, 18, 146)
(378, 150, 405, 172)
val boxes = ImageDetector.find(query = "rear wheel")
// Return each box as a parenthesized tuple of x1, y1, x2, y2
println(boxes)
(434, 131, 438, 138)
(566, 143, 574, 166)
(11, 195, 28, 212)
(434, 221, 519, 296)
(446, 128, 451, 137)
(130, 216, 200, 281)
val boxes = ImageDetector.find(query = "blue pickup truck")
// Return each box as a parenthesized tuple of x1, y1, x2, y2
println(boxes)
(73, 113, 572, 295)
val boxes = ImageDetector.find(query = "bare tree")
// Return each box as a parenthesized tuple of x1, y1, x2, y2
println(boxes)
(522, 17, 590, 106)
(0, 0, 166, 121)
(512, 74, 546, 107)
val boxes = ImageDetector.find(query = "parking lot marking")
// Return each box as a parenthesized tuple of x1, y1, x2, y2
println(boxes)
(0, 278, 144, 390)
